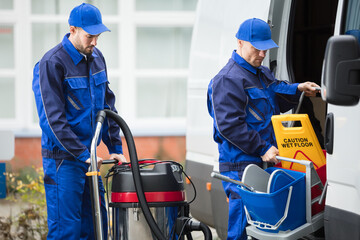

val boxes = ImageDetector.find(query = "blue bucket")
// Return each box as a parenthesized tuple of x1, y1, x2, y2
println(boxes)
(238, 167, 306, 233)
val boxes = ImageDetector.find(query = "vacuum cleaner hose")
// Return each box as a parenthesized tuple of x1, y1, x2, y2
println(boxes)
(179, 218, 212, 240)
(191, 221, 212, 240)
(100, 109, 167, 240)
(201, 223, 212, 240)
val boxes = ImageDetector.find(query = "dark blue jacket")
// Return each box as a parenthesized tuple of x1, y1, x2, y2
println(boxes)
(33, 33, 123, 162)
(207, 50, 300, 172)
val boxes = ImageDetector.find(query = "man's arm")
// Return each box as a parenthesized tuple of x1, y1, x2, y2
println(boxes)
(33, 60, 90, 161)
(298, 81, 320, 96)
(261, 82, 320, 164)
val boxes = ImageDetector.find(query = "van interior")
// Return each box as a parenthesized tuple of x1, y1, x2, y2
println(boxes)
(290, 0, 338, 147)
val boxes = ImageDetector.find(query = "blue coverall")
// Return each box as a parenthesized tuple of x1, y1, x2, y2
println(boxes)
(33, 33, 123, 240)
(207, 50, 300, 240)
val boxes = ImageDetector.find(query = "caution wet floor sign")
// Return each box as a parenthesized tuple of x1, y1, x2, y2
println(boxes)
(271, 114, 326, 172)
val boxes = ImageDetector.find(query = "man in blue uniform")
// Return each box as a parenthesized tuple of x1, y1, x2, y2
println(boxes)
(32, 3, 125, 239)
(207, 18, 320, 240)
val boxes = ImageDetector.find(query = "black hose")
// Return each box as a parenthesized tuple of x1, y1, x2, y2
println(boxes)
(101, 109, 167, 240)
(199, 222, 212, 240)
(176, 217, 212, 240)
(187, 220, 212, 240)
(186, 232, 193, 240)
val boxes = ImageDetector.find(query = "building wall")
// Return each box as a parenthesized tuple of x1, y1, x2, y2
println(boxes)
(10, 136, 185, 171)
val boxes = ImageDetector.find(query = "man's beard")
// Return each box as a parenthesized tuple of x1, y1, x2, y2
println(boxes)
(82, 46, 94, 57)
(76, 43, 94, 57)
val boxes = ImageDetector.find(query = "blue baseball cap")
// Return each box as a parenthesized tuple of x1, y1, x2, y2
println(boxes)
(236, 18, 278, 50)
(68, 3, 110, 35)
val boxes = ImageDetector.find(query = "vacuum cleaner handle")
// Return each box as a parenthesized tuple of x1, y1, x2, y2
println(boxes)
(102, 159, 119, 165)
(89, 113, 106, 240)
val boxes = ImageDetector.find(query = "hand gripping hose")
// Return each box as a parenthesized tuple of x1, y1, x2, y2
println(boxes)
(90, 109, 167, 240)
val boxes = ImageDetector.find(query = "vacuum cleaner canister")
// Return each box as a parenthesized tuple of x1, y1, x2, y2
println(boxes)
(111, 162, 185, 205)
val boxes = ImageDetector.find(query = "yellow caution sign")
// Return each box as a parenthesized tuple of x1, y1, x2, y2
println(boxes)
(271, 114, 326, 172)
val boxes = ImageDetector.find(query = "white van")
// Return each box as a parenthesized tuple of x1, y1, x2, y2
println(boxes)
(185, 0, 360, 239)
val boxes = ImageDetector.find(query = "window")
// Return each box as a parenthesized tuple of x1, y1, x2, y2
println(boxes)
(0, 25, 14, 68)
(136, 0, 197, 11)
(134, 26, 191, 122)
(0, 23, 16, 121)
(344, 0, 360, 40)
(136, 77, 187, 118)
(0, 78, 15, 118)
(0, 0, 196, 136)
(32, 23, 69, 65)
(31, 0, 118, 15)
(136, 27, 192, 69)
(0, 0, 13, 10)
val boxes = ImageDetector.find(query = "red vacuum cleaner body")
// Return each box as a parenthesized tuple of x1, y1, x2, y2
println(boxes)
(110, 161, 186, 205)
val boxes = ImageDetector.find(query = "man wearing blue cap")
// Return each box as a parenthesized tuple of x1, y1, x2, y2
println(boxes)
(32, 3, 125, 239)
(207, 18, 320, 239)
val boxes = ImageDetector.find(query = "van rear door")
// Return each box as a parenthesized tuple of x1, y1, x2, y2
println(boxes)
(186, 0, 271, 239)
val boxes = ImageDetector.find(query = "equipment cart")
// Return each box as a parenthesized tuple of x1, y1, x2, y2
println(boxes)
(245, 156, 325, 240)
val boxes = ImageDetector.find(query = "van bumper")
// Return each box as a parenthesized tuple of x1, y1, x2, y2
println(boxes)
(324, 205, 360, 239)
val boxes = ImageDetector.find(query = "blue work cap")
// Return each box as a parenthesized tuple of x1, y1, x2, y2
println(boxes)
(236, 18, 278, 50)
(68, 3, 110, 35)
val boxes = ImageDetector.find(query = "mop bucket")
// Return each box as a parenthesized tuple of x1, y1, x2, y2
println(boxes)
(238, 167, 306, 233)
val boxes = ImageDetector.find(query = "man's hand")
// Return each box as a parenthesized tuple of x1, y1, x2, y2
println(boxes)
(261, 146, 279, 164)
(85, 156, 103, 170)
(109, 153, 127, 163)
(297, 82, 321, 97)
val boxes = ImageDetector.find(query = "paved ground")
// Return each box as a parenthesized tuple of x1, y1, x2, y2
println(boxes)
(0, 199, 325, 240)
(1, 198, 219, 239)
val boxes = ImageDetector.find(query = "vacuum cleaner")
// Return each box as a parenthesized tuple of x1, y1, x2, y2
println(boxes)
(88, 109, 212, 240)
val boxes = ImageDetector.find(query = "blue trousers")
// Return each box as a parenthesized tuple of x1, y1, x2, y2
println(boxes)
(43, 158, 108, 240)
(222, 170, 248, 240)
